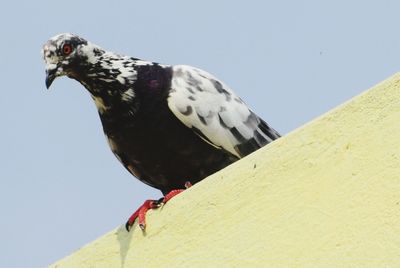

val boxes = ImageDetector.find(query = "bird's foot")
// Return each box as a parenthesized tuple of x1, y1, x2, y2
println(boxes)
(125, 199, 161, 231)
(125, 181, 192, 231)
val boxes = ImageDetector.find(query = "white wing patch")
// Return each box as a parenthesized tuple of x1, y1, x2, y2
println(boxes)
(167, 65, 277, 158)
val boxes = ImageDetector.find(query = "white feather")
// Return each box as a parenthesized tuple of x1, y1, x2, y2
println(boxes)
(167, 65, 263, 157)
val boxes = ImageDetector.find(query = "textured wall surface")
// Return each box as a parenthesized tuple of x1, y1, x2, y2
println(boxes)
(50, 74, 400, 268)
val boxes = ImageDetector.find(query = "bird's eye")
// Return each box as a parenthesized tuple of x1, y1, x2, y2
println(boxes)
(62, 43, 73, 56)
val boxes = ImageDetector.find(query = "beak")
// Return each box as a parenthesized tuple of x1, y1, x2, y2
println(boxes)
(45, 63, 61, 89)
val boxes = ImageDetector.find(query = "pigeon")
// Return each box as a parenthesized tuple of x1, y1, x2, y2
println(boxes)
(42, 33, 281, 231)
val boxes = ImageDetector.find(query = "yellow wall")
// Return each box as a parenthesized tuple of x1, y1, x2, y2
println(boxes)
(50, 74, 400, 268)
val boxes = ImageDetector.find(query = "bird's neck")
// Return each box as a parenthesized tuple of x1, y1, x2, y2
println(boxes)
(72, 51, 170, 123)
(75, 52, 140, 91)
(72, 53, 147, 118)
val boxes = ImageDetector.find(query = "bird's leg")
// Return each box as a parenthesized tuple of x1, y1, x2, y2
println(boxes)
(162, 181, 192, 203)
(125, 181, 192, 231)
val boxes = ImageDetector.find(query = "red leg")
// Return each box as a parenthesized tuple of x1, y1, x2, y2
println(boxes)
(163, 182, 192, 203)
(125, 182, 192, 231)
(161, 189, 184, 203)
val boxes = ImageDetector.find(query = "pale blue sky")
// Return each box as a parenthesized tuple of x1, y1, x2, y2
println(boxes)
(1, 1, 399, 267)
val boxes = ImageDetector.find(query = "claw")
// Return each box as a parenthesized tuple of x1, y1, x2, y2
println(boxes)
(184, 181, 193, 189)
(125, 221, 132, 232)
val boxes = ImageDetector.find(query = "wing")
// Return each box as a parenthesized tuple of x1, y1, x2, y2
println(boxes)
(167, 65, 280, 158)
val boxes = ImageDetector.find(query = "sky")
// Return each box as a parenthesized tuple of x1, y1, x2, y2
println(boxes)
(1, 0, 400, 267)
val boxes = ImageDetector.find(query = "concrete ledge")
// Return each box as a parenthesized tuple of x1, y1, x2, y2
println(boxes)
(50, 74, 400, 267)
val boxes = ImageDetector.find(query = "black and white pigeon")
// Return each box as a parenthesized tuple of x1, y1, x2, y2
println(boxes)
(42, 33, 281, 230)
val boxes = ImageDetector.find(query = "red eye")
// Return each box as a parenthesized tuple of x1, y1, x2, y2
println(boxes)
(62, 44, 73, 55)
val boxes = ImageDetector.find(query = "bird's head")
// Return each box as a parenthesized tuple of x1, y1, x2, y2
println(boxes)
(42, 33, 103, 89)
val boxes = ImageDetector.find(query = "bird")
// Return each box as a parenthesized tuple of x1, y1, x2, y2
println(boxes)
(42, 33, 281, 231)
